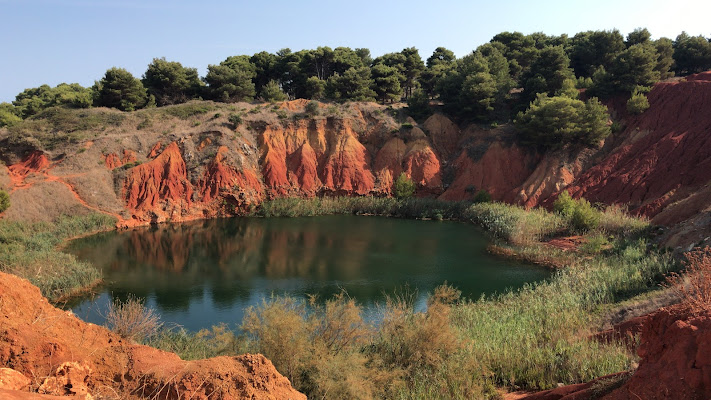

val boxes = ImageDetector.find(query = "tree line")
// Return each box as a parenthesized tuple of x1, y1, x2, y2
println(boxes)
(2, 28, 710, 147)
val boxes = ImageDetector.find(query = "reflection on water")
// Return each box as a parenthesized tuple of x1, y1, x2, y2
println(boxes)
(67, 215, 550, 331)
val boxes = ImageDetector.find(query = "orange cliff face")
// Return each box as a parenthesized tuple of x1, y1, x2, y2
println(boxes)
(257, 116, 450, 197)
(197, 146, 263, 207)
(258, 118, 377, 196)
(123, 142, 194, 223)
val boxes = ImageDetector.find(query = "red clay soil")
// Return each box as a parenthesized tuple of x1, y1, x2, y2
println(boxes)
(440, 142, 538, 201)
(545, 236, 586, 252)
(0, 389, 75, 399)
(563, 72, 711, 222)
(147, 142, 163, 158)
(7, 151, 51, 191)
(197, 146, 263, 205)
(422, 113, 462, 160)
(518, 305, 711, 400)
(0, 272, 306, 400)
(103, 150, 137, 170)
(259, 118, 379, 196)
(123, 142, 194, 221)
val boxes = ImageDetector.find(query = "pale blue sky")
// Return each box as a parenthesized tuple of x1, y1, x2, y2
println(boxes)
(1, 0, 710, 102)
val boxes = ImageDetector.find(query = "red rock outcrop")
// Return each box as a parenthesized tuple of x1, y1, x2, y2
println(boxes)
(509, 151, 588, 208)
(148, 141, 162, 158)
(123, 142, 193, 221)
(602, 306, 711, 400)
(422, 113, 462, 160)
(38, 362, 92, 398)
(197, 146, 263, 206)
(0, 368, 31, 391)
(103, 153, 122, 169)
(7, 151, 51, 188)
(258, 119, 377, 196)
(373, 137, 407, 192)
(0, 271, 306, 400)
(103, 150, 137, 170)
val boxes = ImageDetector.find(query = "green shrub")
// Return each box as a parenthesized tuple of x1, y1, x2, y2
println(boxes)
(228, 113, 242, 129)
(610, 121, 625, 133)
(515, 95, 611, 149)
(570, 198, 600, 232)
(579, 233, 610, 254)
(393, 173, 416, 199)
(553, 191, 600, 233)
(472, 189, 492, 203)
(0, 190, 10, 213)
(400, 122, 414, 130)
(626, 91, 650, 115)
(305, 100, 320, 115)
(553, 190, 577, 217)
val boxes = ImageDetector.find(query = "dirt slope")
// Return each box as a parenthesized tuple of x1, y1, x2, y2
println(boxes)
(0, 271, 305, 400)
(564, 72, 711, 242)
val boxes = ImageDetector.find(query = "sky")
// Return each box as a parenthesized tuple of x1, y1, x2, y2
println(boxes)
(1, 0, 710, 102)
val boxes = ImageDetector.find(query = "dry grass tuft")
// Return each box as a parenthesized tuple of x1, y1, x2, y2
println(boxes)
(667, 246, 711, 314)
(105, 295, 163, 341)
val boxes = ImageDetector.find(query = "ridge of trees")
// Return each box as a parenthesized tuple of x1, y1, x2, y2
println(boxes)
(2, 28, 710, 149)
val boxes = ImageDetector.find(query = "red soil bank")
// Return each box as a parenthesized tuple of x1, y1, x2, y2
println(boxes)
(197, 146, 263, 204)
(441, 142, 537, 201)
(564, 72, 711, 222)
(0, 272, 306, 400)
(123, 142, 193, 221)
(103, 149, 137, 170)
(7, 151, 51, 188)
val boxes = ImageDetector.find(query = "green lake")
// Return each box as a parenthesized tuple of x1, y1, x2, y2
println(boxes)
(68, 215, 551, 331)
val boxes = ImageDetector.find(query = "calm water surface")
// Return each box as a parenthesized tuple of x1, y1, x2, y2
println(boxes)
(67, 215, 550, 331)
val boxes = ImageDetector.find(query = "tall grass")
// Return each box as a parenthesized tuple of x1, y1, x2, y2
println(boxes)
(453, 241, 674, 390)
(0, 213, 116, 300)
